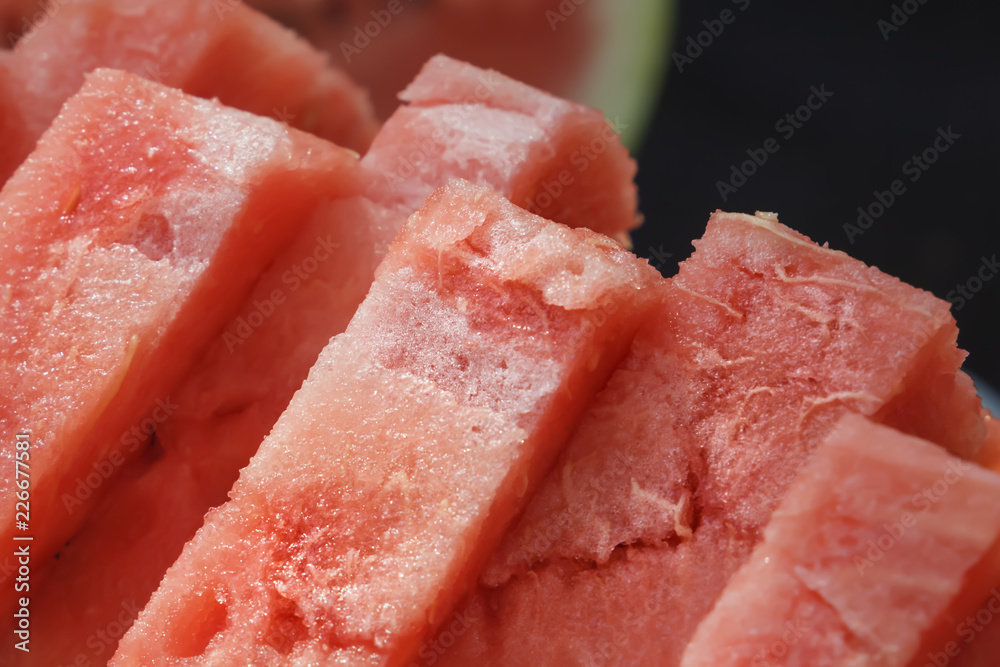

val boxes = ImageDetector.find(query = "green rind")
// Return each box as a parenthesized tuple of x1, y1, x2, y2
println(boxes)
(577, 0, 675, 150)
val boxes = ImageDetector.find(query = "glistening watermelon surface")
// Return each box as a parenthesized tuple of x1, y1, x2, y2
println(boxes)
(681, 414, 1000, 667)
(112, 180, 661, 665)
(17, 54, 647, 665)
(433, 210, 990, 666)
(0, 0, 377, 184)
(0, 67, 361, 637)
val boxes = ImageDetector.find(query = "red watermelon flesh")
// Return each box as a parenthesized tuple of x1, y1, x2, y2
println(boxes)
(19, 53, 648, 663)
(362, 55, 638, 241)
(0, 0, 377, 183)
(1, 196, 391, 667)
(0, 68, 361, 623)
(112, 180, 661, 665)
(433, 210, 988, 666)
(247, 0, 594, 120)
(680, 414, 1000, 667)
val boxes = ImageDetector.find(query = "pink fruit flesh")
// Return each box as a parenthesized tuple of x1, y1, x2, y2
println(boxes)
(362, 54, 639, 241)
(21, 54, 648, 665)
(112, 180, 660, 665)
(434, 210, 988, 666)
(0, 0, 376, 183)
(0, 67, 360, 627)
(681, 414, 1000, 667)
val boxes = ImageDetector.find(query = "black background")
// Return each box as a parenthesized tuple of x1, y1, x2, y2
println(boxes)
(632, 1, 1000, 392)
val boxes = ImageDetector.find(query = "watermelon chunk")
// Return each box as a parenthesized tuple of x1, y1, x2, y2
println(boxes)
(0, 68, 360, 623)
(362, 55, 638, 241)
(0, 0, 377, 183)
(112, 180, 660, 664)
(435, 211, 989, 666)
(19, 53, 650, 664)
(680, 414, 1000, 666)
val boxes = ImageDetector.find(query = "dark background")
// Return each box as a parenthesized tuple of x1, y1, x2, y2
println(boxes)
(632, 1, 1000, 394)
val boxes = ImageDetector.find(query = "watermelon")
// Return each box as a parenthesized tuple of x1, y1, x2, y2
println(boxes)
(247, 0, 595, 121)
(362, 55, 640, 241)
(680, 414, 1000, 666)
(10, 196, 393, 666)
(112, 180, 661, 665)
(432, 210, 989, 666)
(0, 0, 377, 183)
(246, 0, 674, 149)
(0, 68, 360, 627)
(18, 53, 647, 665)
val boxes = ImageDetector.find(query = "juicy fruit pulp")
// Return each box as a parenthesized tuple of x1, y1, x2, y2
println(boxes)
(0, 0, 377, 184)
(681, 414, 1000, 667)
(15, 54, 645, 666)
(432, 211, 989, 666)
(112, 180, 661, 665)
(362, 54, 641, 241)
(0, 67, 361, 640)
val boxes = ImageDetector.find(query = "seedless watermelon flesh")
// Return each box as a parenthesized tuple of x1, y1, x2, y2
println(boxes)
(362, 55, 640, 241)
(18, 51, 651, 662)
(113, 180, 660, 665)
(681, 414, 1000, 667)
(0, 0, 377, 183)
(12, 197, 393, 666)
(435, 211, 990, 666)
(0, 68, 361, 622)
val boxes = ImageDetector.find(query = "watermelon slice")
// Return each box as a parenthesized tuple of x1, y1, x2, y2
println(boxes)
(247, 0, 595, 121)
(0, 68, 361, 624)
(112, 180, 661, 665)
(362, 55, 639, 241)
(680, 414, 1000, 666)
(433, 211, 989, 666)
(19, 53, 649, 665)
(0, 0, 377, 183)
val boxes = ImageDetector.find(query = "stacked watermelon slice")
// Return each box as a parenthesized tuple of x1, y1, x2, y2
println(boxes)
(0, 2, 997, 666)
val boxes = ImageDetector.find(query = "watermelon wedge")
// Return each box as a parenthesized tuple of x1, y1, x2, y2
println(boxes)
(362, 55, 639, 241)
(0, 68, 361, 624)
(16, 53, 649, 665)
(433, 210, 989, 666)
(0, 0, 377, 183)
(680, 414, 1000, 667)
(112, 180, 660, 665)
